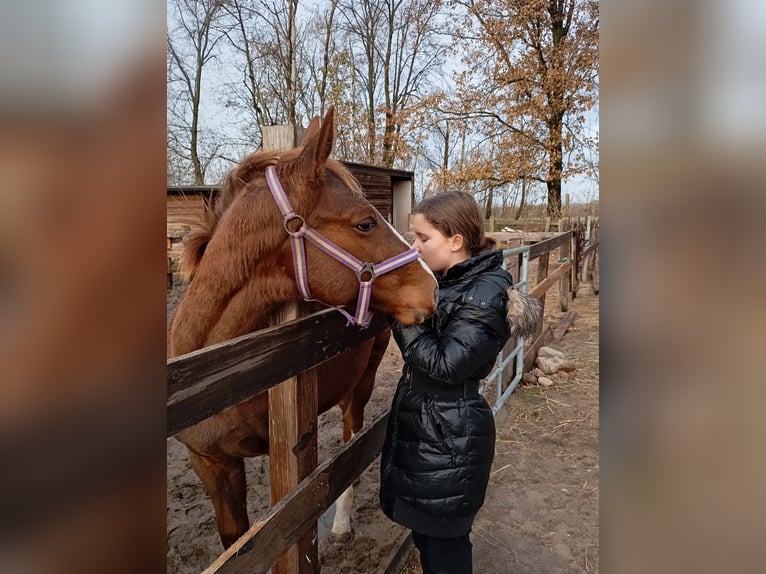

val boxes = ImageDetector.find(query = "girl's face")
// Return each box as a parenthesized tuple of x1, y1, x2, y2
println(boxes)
(411, 213, 469, 274)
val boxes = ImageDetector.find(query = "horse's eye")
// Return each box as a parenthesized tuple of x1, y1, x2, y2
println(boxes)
(355, 219, 376, 233)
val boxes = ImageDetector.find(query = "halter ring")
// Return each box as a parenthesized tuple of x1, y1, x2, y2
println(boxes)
(283, 215, 306, 237)
(355, 262, 376, 283)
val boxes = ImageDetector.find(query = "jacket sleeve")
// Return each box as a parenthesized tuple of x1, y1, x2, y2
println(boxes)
(392, 285, 510, 386)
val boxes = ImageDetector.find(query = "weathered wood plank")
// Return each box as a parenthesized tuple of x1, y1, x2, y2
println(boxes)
(269, 303, 319, 574)
(499, 337, 522, 390)
(380, 529, 414, 574)
(559, 220, 571, 312)
(533, 251, 550, 341)
(528, 260, 572, 300)
(167, 310, 390, 437)
(269, 371, 319, 574)
(527, 231, 571, 261)
(488, 231, 561, 244)
(552, 311, 578, 342)
(204, 412, 391, 574)
(592, 265, 599, 294)
(581, 239, 599, 287)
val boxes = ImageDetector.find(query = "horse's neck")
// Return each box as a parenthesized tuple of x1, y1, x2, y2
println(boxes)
(170, 263, 297, 355)
(170, 180, 318, 355)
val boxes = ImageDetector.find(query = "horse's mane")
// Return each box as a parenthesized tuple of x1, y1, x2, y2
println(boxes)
(179, 149, 360, 280)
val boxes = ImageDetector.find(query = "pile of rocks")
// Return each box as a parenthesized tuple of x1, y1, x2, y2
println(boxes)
(522, 346, 576, 388)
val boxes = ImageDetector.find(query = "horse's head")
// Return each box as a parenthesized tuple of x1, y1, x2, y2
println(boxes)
(264, 107, 437, 325)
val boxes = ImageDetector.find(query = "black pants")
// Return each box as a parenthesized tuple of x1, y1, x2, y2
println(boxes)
(412, 531, 473, 574)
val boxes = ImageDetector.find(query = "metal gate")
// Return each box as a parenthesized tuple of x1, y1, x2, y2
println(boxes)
(480, 244, 531, 415)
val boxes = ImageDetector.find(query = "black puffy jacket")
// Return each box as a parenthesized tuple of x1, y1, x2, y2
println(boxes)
(379, 250, 514, 538)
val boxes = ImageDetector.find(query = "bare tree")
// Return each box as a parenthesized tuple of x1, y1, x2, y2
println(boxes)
(337, 0, 448, 166)
(220, 0, 308, 143)
(380, 0, 447, 167)
(218, 0, 268, 146)
(302, 0, 341, 118)
(167, 0, 229, 184)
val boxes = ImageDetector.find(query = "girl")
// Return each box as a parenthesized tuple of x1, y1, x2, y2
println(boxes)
(379, 190, 540, 574)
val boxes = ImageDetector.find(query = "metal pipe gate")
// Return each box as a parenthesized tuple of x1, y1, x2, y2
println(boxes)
(480, 244, 531, 415)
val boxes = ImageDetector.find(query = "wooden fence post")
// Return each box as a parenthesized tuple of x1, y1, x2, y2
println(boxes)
(504, 238, 522, 284)
(268, 324, 319, 574)
(263, 126, 319, 574)
(591, 219, 599, 294)
(559, 222, 571, 312)
(534, 249, 549, 341)
(572, 223, 581, 297)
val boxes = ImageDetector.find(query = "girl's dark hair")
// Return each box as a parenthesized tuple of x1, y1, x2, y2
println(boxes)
(415, 190, 492, 256)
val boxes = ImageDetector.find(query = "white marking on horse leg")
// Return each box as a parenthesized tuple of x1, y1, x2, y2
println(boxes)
(330, 428, 355, 541)
(330, 483, 354, 539)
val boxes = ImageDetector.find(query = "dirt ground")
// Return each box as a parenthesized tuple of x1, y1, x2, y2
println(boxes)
(166, 259, 599, 574)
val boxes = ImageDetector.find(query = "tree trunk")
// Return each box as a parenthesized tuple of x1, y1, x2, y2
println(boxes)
(546, 112, 564, 219)
(485, 187, 494, 220)
(191, 92, 203, 184)
(287, 0, 298, 126)
(514, 176, 527, 220)
(382, 111, 396, 167)
(442, 122, 450, 169)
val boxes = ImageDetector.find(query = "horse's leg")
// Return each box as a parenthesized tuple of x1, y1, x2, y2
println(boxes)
(330, 330, 391, 543)
(187, 449, 250, 549)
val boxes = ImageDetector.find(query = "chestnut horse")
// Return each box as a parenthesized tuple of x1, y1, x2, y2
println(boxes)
(168, 107, 437, 549)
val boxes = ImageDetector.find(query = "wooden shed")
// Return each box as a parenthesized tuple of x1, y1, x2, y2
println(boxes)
(167, 162, 415, 286)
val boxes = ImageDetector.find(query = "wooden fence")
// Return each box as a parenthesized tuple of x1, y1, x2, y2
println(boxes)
(167, 228, 593, 574)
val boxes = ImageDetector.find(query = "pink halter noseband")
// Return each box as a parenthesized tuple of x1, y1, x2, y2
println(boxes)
(265, 165, 420, 327)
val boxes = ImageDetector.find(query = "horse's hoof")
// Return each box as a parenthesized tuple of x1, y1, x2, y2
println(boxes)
(329, 529, 354, 544)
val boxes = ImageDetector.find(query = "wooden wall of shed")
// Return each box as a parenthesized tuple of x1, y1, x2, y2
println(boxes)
(349, 169, 392, 221)
(167, 194, 207, 276)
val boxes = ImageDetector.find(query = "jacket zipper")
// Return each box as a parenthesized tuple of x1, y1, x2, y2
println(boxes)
(426, 400, 457, 466)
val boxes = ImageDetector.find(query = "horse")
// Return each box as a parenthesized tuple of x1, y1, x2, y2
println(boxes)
(168, 106, 438, 550)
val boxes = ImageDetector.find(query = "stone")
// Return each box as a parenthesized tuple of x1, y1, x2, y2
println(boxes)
(522, 372, 537, 385)
(538, 376, 554, 388)
(557, 359, 576, 372)
(536, 356, 560, 375)
(538, 346, 565, 360)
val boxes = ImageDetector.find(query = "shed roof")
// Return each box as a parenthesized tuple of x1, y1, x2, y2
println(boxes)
(167, 161, 413, 196)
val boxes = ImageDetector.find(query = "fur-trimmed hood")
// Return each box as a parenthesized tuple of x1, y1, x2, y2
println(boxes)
(436, 249, 541, 341)
(506, 288, 542, 339)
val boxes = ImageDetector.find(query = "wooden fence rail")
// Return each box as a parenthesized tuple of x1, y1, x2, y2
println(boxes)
(167, 310, 390, 438)
(204, 413, 390, 574)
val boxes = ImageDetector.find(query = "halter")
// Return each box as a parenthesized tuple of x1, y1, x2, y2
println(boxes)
(265, 165, 420, 327)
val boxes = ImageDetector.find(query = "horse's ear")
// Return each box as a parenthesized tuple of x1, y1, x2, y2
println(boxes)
(289, 107, 334, 180)
(301, 116, 321, 146)
(314, 105, 335, 166)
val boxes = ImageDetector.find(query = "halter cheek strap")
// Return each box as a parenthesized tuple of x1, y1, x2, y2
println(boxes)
(265, 166, 420, 327)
